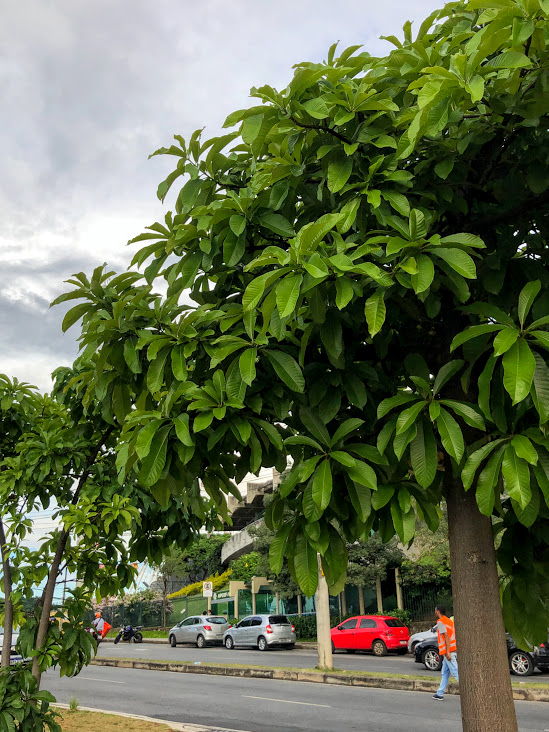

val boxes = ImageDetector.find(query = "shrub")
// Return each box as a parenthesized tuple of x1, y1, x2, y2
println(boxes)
(167, 569, 232, 599)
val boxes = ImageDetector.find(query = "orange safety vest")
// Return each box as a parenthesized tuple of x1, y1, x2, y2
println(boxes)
(437, 615, 457, 654)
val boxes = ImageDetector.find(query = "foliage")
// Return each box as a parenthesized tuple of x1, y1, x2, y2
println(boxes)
(167, 569, 232, 599)
(154, 535, 229, 587)
(373, 608, 412, 626)
(400, 516, 451, 587)
(229, 551, 261, 582)
(248, 521, 301, 598)
(59, 0, 549, 660)
(0, 665, 60, 732)
(111, 589, 172, 626)
(347, 535, 403, 588)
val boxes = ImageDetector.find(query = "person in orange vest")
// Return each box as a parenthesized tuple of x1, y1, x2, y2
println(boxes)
(432, 604, 459, 701)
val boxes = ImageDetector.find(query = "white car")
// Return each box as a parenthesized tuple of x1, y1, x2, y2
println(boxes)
(408, 625, 437, 653)
(0, 626, 22, 664)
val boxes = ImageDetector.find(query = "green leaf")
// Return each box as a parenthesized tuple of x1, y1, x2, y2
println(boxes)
(335, 277, 355, 309)
(476, 447, 504, 516)
(146, 348, 169, 394)
(440, 233, 485, 249)
(396, 401, 425, 435)
(433, 360, 464, 396)
(299, 406, 331, 446)
(193, 411, 214, 432)
(327, 157, 353, 193)
(347, 480, 371, 522)
(330, 418, 364, 446)
(303, 252, 329, 279)
(531, 352, 549, 424)
(136, 419, 163, 459)
(371, 484, 394, 510)
(532, 330, 549, 350)
(320, 315, 343, 362)
(229, 215, 246, 236)
(242, 113, 264, 144)
(502, 444, 531, 509)
(432, 248, 476, 279)
(285, 435, 323, 450)
(477, 355, 497, 421)
(440, 400, 486, 431)
(62, 303, 91, 332)
(493, 327, 519, 357)
(269, 524, 291, 574)
(518, 280, 541, 326)
(312, 459, 333, 510)
(345, 459, 377, 490)
(276, 274, 303, 318)
(364, 290, 386, 337)
(511, 435, 538, 466)
(393, 423, 417, 460)
(124, 337, 141, 374)
(512, 484, 540, 528)
(239, 347, 257, 386)
(408, 209, 427, 239)
(330, 450, 357, 467)
(139, 424, 171, 486)
(302, 97, 330, 119)
(259, 213, 295, 238)
(173, 414, 194, 446)
(151, 477, 172, 509)
(410, 418, 438, 488)
(391, 500, 416, 544)
(461, 439, 505, 490)
(436, 407, 464, 463)
(502, 339, 536, 404)
(293, 535, 319, 597)
(243, 269, 288, 311)
(434, 158, 454, 180)
(265, 350, 304, 392)
(382, 191, 410, 217)
(410, 254, 434, 293)
(450, 323, 504, 352)
(171, 344, 187, 381)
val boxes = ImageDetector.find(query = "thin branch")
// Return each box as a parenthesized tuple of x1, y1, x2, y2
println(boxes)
(289, 116, 352, 145)
(0, 520, 14, 668)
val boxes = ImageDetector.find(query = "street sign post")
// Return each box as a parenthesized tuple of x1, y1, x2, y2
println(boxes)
(203, 581, 213, 612)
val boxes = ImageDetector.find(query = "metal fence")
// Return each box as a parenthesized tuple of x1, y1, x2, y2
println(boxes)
(401, 583, 453, 621)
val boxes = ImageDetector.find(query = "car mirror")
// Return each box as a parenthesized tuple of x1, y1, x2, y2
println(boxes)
(337, 626, 343, 631)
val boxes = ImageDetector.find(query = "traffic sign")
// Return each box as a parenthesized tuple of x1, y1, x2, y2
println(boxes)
(202, 581, 213, 597)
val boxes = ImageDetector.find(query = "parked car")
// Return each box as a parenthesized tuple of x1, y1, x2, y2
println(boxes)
(414, 633, 549, 676)
(408, 625, 437, 654)
(330, 615, 410, 656)
(169, 615, 230, 648)
(223, 614, 296, 651)
(0, 626, 22, 665)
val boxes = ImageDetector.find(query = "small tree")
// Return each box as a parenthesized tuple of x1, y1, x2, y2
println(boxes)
(229, 551, 261, 582)
(347, 535, 403, 613)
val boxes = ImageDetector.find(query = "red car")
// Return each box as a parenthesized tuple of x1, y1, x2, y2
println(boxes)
(331, 615, 410, 656)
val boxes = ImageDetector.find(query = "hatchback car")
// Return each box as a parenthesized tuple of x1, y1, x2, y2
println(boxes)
(223, 614, 296, 651)
(331, 615, 410, 656)
(168, 615, 230, 648)
(408, 625, 437, 654)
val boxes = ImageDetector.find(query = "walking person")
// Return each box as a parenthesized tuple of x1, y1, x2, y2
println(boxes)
(432, 604, 459, 701)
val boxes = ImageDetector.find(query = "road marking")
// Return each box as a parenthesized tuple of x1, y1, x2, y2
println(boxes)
(79, 677, 126, 684)
(242, 695, 330, 708)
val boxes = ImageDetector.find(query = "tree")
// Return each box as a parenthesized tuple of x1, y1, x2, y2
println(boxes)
(0, 369, 220, 729)
(347, 535, 403, 613)
(154, 550, 190, 626)
(229, 551, 261, 582)
(61, 2, 549, 729)
(248, 521, 300, 600)
(400, 514, 451, 587)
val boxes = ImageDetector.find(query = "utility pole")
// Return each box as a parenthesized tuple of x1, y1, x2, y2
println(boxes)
(315, 554, 333, 670)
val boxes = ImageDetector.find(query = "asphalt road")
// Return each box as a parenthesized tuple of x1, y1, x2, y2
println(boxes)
(44, 665, 549, 732)
(97, 641, 549, 683)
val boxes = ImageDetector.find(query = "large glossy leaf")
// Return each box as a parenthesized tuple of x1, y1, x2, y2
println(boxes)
(411, 254, 435, 293)
(531, 352, 549, 424)
(396, 401, 426, 435)
(345, 459, 377, 490)
(440, 400, 485, 431)
(293, 535, 319, 597)
(502, 444, 531, 509)
(330, 418, 364, 446)
(136, 419, 164, 459)
(493, 327, 520, 357)
(476, 447, 504, 516)
(511, 435, 538, 466)
(436, 407, 464, 463)
(518, 280, 541, 326)
(450, 323, 504, 352)
(364, 290, 386, 337)
(347, 480, 372, 522)
(410, 418, 438, 488)
(269, 524, 291, 574)
(502, 339, 536, 404)
(139, 424, 171, 486)
(327, 157, 353, 193)
(276, 274, 303, 318)
(265, 350, 305, 392)
(239, 347, 257, 386)
(431, 248, 476, 279)
(433, 360, 464, 396)
(378, 392, 420, 419)
(461, 439, 506, 490)
(312, 459, 332, 510)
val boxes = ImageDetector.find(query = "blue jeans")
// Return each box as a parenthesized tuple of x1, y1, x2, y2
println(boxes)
(437, 652, 459, 696)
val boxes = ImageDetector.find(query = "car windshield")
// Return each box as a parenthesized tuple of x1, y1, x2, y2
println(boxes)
(268, 615, 290, 625)
(206, 617, 227, 624)
(385, 619, 405, 627)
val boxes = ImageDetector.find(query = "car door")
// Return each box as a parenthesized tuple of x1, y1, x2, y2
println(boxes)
(333, 618, 358, 650)
(187, 617, 200, 644)
(233, 617, 251, 644)
(354, 618, 377, 650)
(177, 617, 194, 643)
(249, 616, 263, 646)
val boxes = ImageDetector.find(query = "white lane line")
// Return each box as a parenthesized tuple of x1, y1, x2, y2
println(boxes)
(78, 677, 126, 684)
(242, 695, 330, 708)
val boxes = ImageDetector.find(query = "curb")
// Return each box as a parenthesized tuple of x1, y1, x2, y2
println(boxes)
(89, 658, 549, 702)
(102, 638, 317, 650)
(54, 702, 247, 732)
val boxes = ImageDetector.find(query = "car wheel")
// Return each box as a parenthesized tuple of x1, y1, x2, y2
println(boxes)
(410, 641, 418, 653)
(422, 648, 442, 671)
(345, 649, 356, 654)
(196, 634, 206, 649)
(509, 650, 534, 677)
(331, 641, 336, 654)
(372, 640, 387, 657)
(224, 636, 234, 650)
(396, 648, 408, 655)
(258, 636, 268, 651)
(169, 635, 177, 648)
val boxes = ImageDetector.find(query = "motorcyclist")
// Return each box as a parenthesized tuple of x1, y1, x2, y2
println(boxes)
(92, 611, 105, 637)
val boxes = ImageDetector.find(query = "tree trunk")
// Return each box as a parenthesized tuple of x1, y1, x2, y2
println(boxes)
(446, 472, 518, 732)
(0, 521, 14, 668)
(297, 594, 302, 616)
(340, 589, 347, 616)
(358, 585, 365, 615)
(315, 554, 333, 670)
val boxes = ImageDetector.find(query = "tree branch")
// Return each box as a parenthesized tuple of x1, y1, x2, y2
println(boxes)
(0, 520, 14, 668)
(289, 116, 352, 145)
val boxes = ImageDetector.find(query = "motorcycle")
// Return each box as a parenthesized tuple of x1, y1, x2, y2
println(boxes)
(113, 625, 143, 644)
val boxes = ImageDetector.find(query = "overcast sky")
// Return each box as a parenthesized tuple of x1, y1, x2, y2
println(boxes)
(1, 0, 442, 392)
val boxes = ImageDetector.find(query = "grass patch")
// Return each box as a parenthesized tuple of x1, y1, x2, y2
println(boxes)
(140, 631, 167, 639)
(58, 710, 174, 731)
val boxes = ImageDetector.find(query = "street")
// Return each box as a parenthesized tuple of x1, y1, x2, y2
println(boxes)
(96, 641, 549, 684)
(44, 665, 549, 732)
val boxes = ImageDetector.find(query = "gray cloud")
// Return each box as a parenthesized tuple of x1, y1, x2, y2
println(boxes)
(0, 0, 441, 392)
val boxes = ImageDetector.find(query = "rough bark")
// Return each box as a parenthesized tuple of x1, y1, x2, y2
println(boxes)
(0, 521, 14, 668)
(446, 472, 518, 732)
(358, 586, 365, 615)
(315, 554, 333, 670)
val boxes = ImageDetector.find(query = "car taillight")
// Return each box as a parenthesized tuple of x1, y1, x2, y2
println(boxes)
(228, 625, 232, 629)
(291, 625, 295, 632)
(266, 624, 273, 634)
(384, 630, 393, 637)
(203, 626, 212, 631)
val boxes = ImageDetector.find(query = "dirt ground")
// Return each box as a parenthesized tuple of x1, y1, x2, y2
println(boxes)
(58, 710, 175, 731)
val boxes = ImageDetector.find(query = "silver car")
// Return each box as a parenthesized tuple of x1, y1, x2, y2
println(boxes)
(168, 615, 230, 648)
(408, 625, 437, 653)
(0, 626, 22, 665)
(223, 614, 296, 651)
